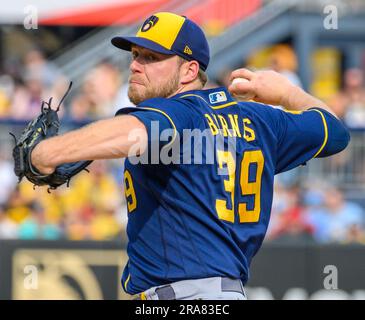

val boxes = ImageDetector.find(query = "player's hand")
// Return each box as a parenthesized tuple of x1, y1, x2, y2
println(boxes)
(228, 68, 296, 106)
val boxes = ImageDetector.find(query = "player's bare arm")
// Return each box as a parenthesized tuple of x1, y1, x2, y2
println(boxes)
(31, 115, 147, 174)
(228, 68, 338, 117)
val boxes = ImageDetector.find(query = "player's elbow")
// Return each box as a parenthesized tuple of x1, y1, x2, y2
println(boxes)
(319, 118, 350, 157)
(329, 123, 350, 155)
(339, 123, 351, 151)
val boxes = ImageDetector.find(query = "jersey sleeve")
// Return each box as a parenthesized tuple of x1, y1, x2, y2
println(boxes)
(115, 97, 195, 149)
(271, 107, 350, 173)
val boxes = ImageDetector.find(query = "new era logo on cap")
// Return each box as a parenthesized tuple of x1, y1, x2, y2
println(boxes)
(184, 46, 192, 55)
(111, 12, 210, 71)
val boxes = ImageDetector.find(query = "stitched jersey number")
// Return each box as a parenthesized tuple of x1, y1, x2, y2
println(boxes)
(124, 170, 137, 212)
(216, 150, 264, 223)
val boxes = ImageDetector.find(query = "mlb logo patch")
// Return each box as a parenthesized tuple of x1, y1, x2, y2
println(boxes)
(209, 91, 227, 104)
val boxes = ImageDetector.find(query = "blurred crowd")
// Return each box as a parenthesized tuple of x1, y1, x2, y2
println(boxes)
(267, 182, 365, 244)
(0, 159, 127, 241)
(0, 49, 131, 121)
(0, 45, 364, 243)
(328, 68, 365, 129)
(0, 49, 130, 241)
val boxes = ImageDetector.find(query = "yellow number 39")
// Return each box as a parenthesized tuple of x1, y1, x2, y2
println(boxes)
(216, 150, 264, 223)
(124, 170, 137, 212)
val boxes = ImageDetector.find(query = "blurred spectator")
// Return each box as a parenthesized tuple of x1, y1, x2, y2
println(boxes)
(328, 68, 365, 127)
(0, 150, 18, 205)
(10, 75, 44, 120)
(4, 48, 68, 120)
(0, 89, 9, 117)
(114, 69, 135, 113)
(80, 62, 122, 118)
(18, 202, 63, 240)
(269, 44, 303, 88)
(267, 184, 315, 243)
(5, 186, 33, 224)
(67, 93, 94, 122)
(90, 209, 122, 241)
(0, 74, 14, 117)
(61, 160, 122, 240)
(307, 187, 365, 243)
(303, 182, 326, 209)
(267, 181, 289, 236)
(9, 74, 68, 120)
(63, 210, 92, 240)
(61, 161, 120, 213)
(0, 205, 18, 239)
(346, 224, 365, 244)
(23, 49, 63, 89)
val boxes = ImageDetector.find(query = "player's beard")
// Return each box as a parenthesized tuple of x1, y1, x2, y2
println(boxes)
(128, 72, 180, 105)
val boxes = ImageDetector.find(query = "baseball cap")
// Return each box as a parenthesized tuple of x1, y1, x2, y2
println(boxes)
(111, 12, 210, 71)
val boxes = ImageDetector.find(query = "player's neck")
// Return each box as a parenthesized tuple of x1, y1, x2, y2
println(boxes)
(168, 81, 203, 98)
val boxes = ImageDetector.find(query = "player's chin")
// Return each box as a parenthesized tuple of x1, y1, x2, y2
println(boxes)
(128, 87, 146, 105)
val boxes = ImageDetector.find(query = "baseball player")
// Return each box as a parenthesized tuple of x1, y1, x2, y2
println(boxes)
(25, 12, 349, 299)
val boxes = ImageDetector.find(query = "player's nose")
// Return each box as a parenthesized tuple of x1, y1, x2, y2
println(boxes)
(130, 58, 143, 74)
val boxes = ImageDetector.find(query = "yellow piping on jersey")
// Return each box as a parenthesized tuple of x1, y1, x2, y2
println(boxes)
(124, 274, 131, 291)
(311, 109, 328, 158)
(142, 106, 177, 149)
(283, 109, 303, 114)
(211, 101, 237, 109)
(180, 94, 238, 109)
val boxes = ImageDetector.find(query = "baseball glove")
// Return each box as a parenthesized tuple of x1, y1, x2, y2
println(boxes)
(10, 82, 92, 192)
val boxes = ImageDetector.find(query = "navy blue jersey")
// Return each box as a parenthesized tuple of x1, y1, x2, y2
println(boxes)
(116, 87, 349, 294)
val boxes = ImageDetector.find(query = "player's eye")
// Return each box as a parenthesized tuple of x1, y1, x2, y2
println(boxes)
(146, 54, 157, 62)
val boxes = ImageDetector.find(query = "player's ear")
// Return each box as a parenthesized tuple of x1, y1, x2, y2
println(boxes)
(179, 60, 199, 85)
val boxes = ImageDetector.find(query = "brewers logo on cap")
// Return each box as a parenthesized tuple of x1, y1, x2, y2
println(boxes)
(141, 15, 159, 32)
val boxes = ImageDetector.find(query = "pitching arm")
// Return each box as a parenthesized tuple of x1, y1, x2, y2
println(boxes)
(31, 115, 147, 174)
